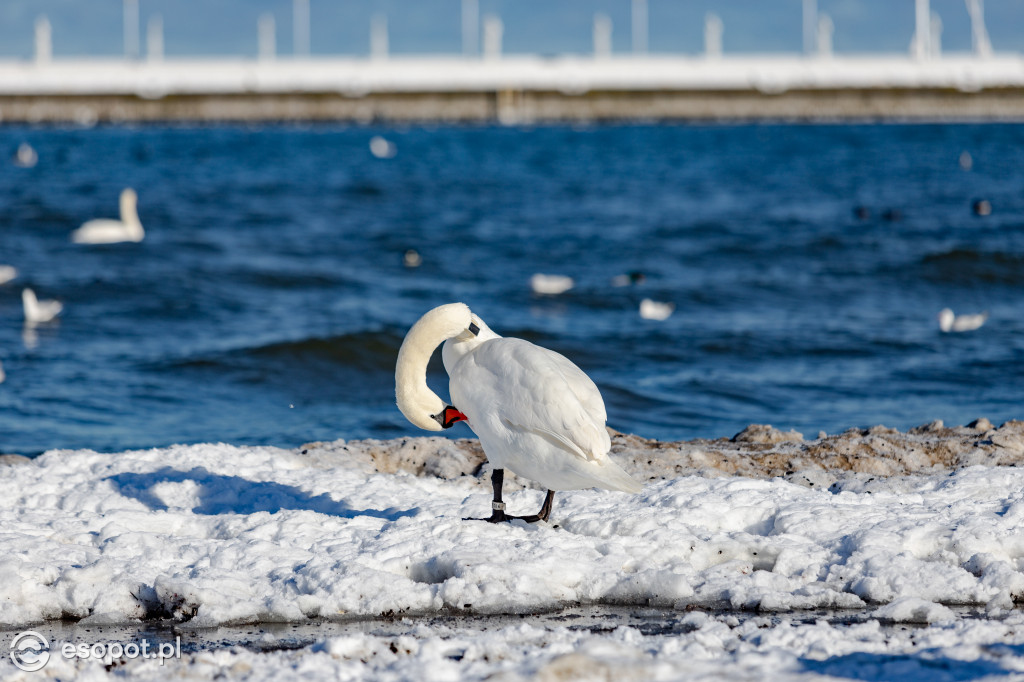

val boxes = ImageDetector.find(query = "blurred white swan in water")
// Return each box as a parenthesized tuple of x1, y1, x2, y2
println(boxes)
(640, 298, 674, 321)
(71, 188, 144, 244)
(938, 308, 987, 333)
(530, 273, 574, 296)
(395, 302, 642, 523)
(22, 288, 62, 324)
(0, 265, 16, 285)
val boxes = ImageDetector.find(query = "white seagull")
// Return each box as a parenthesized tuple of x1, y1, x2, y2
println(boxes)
(640, 298, 674, 321)
(395, 303, 642, 523)
(22, 288, 62, 324)
(13, 142, 38, 168)
(938, 308, 988, 333)
(530, 273, 574, 296)
(71, 188, 144, 244)
(369, 136, 397, 159)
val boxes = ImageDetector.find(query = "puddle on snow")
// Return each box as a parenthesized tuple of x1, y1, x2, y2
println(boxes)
(0, 605, 1005, 656)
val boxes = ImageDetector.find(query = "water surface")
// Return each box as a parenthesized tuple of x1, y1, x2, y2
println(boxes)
(1, 124, 1021, 454)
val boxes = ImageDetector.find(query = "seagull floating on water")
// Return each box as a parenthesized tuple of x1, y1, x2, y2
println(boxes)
(71, 188, 144, 244)
(395, 303, 642, 523)
(972, 199, 992, 217)
(938, 308, 987, 333)
(530, 273, 574, 296)
(640, 298, 674, 321)
(403, 249, 422, 268)
(22, 288, 62, 324)
(369, 136, 397, 159)
(611, 271, 646, 287)
(13, 142, 37, 168)
(0, 265, 16, 285)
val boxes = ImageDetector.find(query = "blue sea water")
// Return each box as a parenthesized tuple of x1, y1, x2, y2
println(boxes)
(0, 123, 1022, 456)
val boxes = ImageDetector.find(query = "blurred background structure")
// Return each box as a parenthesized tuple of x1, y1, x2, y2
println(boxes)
(1, 0, 1023, 122)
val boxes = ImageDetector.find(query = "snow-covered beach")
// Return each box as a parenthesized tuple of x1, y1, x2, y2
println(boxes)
(3, 419, 1024, 679)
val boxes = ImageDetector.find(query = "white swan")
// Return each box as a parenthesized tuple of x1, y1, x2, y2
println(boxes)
(938, 308, 987, 333)
(396, 302, 642, 523)
(0, 265, 16, 285)
(71, 188, 144, 244)
(22, 288, 62, 324)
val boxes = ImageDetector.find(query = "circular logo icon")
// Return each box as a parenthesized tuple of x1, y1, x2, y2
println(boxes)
(10, 631, 50, 672)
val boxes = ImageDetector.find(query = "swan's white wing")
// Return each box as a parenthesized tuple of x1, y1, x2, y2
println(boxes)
(452, 338, 610, 462)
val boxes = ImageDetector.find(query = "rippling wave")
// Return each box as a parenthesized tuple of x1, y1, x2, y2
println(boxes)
(920, 248, 1024, 285)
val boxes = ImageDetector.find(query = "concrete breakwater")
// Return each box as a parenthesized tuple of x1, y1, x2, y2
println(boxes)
(6, 87, 1024, 124)
(2, 55, 1024, 123)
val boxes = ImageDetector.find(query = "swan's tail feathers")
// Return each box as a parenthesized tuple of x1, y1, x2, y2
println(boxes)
(595, 459, 644, 494)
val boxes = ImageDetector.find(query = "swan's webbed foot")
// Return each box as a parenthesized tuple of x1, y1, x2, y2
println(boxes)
(464, 470, 557, 524)
(465, 488, 556, 524)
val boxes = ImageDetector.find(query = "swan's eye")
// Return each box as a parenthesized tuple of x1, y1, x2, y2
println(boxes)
(468, 323, 480, 336)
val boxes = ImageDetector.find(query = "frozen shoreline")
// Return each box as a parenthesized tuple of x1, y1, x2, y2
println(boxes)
(2, 419, 1023, 624)
(3, 420, 1024, 679)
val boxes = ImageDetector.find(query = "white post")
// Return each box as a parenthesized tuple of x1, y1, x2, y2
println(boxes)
(704, 13, 722, 59)
(930, 11, 942, 57)
(803, 0, 818, 55)
(817, 14, 834, 57)
(34, 16, 51, 64)
(371, 14, 389, 60)
(965, 0, 993, 57)
(913, 0, 931, 59)
(462, 0, 479, 56)
(483, 15, 503, 60)
(593, 13, 612, 58)
(293, 0, 310, 57)
(123, 0, 140, 60)
(631, 0, 648, 54)
(147, 15, 163, 62)
(258, 14, 276, 61)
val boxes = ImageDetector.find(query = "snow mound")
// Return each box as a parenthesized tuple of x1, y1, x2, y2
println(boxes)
(0, 420, 1023, 628)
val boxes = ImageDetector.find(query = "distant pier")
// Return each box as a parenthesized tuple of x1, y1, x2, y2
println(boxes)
(2, 55, 1024, 124)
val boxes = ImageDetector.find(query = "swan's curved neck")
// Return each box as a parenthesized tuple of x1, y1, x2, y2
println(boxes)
(120, 192, 143, 234)
(396, 303, 474, 431)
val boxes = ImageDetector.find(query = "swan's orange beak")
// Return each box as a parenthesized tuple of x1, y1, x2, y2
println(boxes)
(433, 405, 468, 429)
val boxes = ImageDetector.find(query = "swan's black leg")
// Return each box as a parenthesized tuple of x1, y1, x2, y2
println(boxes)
(465, 472, 554, 524)
(537, 490, 555, 522)
(486, 468, 508, 522)
(513, 490, 555, 523)
(465, 468, 508, 522)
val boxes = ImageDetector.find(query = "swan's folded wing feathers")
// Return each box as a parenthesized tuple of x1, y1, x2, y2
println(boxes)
(537, 346, 607, 425)
(461, 339, 610, 462)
